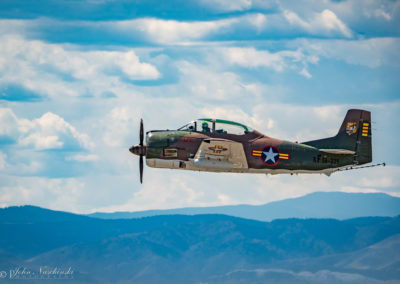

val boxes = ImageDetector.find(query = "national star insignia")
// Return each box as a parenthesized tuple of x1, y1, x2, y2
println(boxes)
(252, 145, 290, 166)
(263, 147, 279, 164)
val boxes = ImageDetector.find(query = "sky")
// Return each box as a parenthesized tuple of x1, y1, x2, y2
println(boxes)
(0, 0, 399, 213)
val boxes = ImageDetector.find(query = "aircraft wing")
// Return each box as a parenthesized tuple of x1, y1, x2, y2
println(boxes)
(192, 138, 248, 170)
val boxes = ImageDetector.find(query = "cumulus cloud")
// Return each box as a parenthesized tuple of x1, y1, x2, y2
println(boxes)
(22, 112, 93, 150)
(0, 108, 93, 151)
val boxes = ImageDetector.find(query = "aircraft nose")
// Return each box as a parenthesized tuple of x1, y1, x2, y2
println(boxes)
(129, 145, 139, 156)
(129, 145, 136, 155)
(129, 144, 146, 156)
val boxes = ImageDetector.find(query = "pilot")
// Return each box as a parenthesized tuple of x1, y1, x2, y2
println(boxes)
(202, 122, 211, 132)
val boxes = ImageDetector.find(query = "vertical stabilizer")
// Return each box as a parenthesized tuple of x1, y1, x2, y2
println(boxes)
(303, 109, 372, 165)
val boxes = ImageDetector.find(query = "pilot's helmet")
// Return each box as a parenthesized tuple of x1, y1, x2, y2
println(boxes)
(202, 122, 208, 128)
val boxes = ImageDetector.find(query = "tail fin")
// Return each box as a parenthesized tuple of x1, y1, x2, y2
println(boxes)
(303, 109, 372, 165)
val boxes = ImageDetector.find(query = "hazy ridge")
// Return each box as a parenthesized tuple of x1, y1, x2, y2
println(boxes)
(89, 191, 400, 221)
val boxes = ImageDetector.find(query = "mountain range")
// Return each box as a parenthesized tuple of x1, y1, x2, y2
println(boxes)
(89, 191, 400, 221)
(0, 203, 400, 283)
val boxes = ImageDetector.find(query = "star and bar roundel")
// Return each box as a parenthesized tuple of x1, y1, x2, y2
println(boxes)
(252, 145, 290, 166)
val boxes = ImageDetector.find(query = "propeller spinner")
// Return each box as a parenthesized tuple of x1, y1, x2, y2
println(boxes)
(129, 119, 146, 183)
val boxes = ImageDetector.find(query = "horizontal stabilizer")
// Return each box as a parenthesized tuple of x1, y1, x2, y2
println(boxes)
(319, 149, 355, 155)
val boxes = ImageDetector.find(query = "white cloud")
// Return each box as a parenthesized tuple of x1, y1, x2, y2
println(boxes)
(284, 9, 352, 38)
(0, 19, 29, 37)
(299, 67, 312, 78)
(374, 9, 392, 21)
(0, 35, 160, 99)
(115, 17, 237, 45)
(0, 176, 86, 212)
(0, 148, 43, 177)
(114, 50, 160, 80)
(245, 13, 268, 31)
(176, 61, 253, 100)
(66, 154, 99, 162)
(283, 10, 310, 29)
(222, 47, 287, 71)
(0, 11, 360, 52)
(221, 47, 319, 77)
(0, 108, 93, 150)
(316, 9, 353, 38)
(20, 133, 62, 150)
(0, 108, 20, 139)
(313, 105, 342, 121)
(102, 106, 142, 148)
(275, 0, 399, 36)
(297, 37, 400, 68)
(21, 112, 93, 150)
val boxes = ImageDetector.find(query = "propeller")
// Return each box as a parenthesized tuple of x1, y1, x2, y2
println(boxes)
(129, 118, 146, 184)
(140, 118, 144, 147)
(139, 155, 143, 184)
(139, 119, 144, 184)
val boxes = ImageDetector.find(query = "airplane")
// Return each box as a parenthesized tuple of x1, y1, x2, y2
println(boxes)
(129, 109, 382, 183)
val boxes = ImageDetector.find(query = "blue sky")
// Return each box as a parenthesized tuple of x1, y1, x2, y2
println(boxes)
(0, 0, 399, 213)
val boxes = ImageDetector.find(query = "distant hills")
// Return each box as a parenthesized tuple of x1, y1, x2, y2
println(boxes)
(0, 205, 399, 283)
(89, 191, 400, 221)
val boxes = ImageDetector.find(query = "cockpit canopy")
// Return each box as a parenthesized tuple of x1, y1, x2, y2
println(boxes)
(177, 118, 253, 135)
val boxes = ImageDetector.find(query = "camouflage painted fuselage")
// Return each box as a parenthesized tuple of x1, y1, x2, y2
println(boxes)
(145, 131, 351, 175)
(136, 109, 372, 176)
